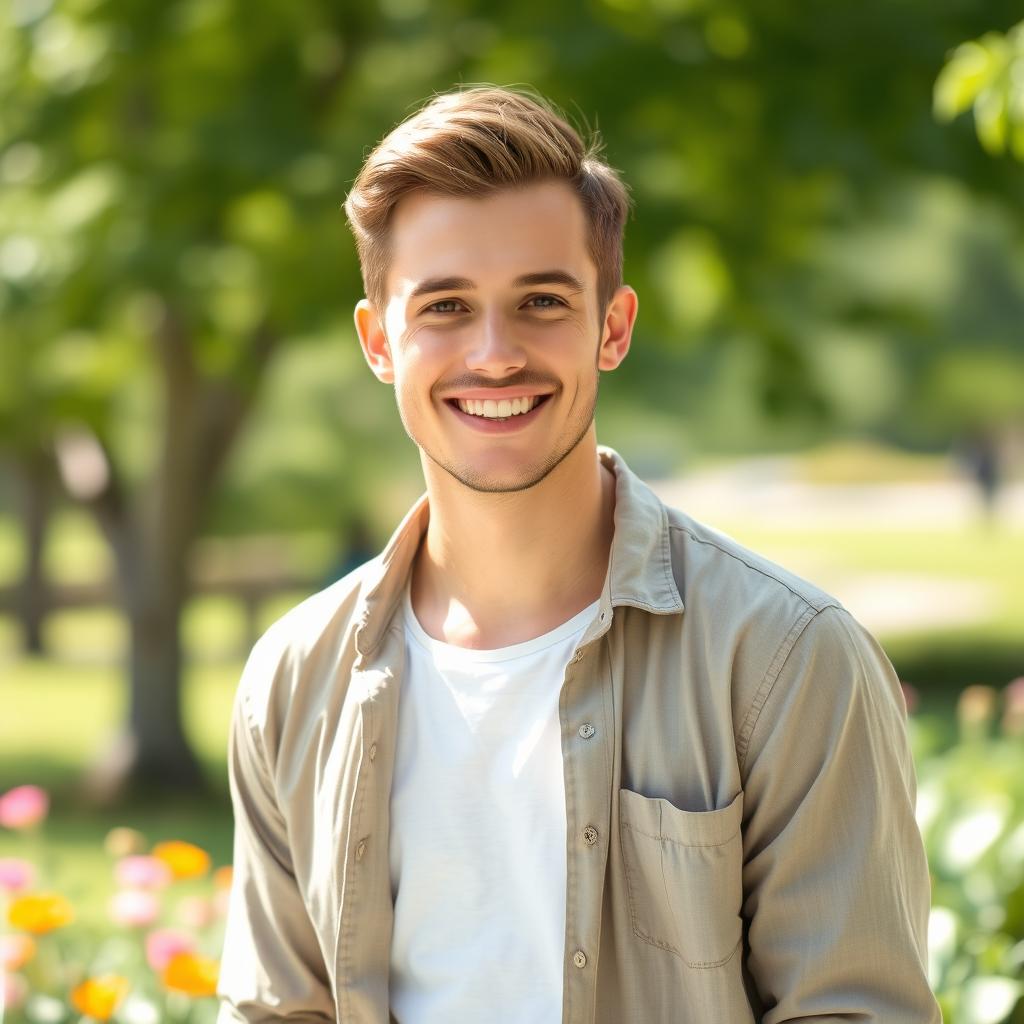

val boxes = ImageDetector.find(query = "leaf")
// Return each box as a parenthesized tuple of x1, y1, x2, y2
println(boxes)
(934, 42, 996, 121)
(975, 85, 1008, 155)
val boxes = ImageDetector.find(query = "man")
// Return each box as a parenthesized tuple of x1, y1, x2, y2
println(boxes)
(217, 86, 941, 1023)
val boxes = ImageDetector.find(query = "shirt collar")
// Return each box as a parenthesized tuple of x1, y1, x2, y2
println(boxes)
(353, 445, 684, 659)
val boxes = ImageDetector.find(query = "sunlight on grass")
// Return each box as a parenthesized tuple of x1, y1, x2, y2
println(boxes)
(708, 522, 1024, 647)
(182, 596, 248, 663)
(41, 509, 113, 583)
(0, 658, 241, 791)
(0, 660, 124, 781)
(44, 606, 126, 662)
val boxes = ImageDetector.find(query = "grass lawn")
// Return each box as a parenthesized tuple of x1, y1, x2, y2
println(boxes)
(0, 657, 241, 927)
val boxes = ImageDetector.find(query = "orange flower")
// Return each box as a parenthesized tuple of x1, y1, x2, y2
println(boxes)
(213, 865, 233, 890)
(8, 892, 74, 934)
(161, 951, 220, 997)
(152, 840, 211, 880)
(71, 975, 130, 1020)
(1, 933, 36, 970)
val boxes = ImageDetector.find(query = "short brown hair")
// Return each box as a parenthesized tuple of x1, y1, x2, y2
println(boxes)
(343, 85, 632, 320)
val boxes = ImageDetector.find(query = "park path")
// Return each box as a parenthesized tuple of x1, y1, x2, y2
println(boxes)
(647, 462, 1022, 637)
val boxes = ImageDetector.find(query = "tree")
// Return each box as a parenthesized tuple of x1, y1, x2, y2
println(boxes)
(1, 0, 381, 796)
(4, 0, 1023, 798)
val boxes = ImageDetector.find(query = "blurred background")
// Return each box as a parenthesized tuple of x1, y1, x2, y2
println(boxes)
(1, 0, 1022, 1021)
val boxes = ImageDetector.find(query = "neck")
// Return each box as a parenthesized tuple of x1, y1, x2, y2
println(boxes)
(411, 432, 615, 648)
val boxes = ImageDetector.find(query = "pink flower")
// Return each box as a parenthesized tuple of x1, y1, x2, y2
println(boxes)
(2, 972, 28, 1012)
(1002, 676, 1024, 737)
(177, 895, 214, 930)
(0, 786, 49, 829)
(212, 887, 231, 919)
(145, 928, 196, 971)
(115, 855, 172, 890)
(0, 857, 36, 893)
(1, 933, 36, 970)
(109, 889, 160, 928)
(899, 682, 919, 715)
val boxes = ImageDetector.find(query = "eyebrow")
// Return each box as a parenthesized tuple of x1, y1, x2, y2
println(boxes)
(408, 269, 586, 300)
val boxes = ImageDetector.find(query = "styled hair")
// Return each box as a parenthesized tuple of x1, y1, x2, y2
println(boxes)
(343, 85, 632, 319)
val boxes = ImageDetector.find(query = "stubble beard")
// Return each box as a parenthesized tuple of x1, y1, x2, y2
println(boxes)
(403, 372, 601, 495)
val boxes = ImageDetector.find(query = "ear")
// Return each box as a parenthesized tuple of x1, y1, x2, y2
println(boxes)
(354, 299, 394, 384)
(597, 285, 638, 371)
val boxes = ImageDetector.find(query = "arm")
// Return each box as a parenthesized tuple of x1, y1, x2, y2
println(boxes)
(217, 648, 335, 1023)
(739, 605, 941, 1023)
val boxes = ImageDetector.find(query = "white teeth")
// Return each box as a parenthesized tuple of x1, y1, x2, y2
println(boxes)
(456, 396, 541, 419)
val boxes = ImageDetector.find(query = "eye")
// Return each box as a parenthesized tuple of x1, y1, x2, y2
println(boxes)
(525, 294, 566, 310)
(425, 299, 464, 314)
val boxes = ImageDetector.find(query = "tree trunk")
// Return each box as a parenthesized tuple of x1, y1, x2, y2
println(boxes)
(82, 516, 207, 804)
(79, 311, 277, 804)
(15, 452, 52, 655)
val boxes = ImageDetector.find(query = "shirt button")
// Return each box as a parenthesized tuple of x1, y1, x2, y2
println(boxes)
(573, 950, 587, 969)
(582, 826, 599, 846)
(355, 839, 367, 861)
(571, 650, 584, 664)
(578, 723, 596, 739)
(368, 742, 378, 762)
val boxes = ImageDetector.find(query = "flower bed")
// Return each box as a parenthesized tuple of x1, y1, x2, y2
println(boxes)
(1, 789, 228, 1024)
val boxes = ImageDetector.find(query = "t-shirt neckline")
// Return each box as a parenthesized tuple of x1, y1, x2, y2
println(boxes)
(402, 582, 599, 665)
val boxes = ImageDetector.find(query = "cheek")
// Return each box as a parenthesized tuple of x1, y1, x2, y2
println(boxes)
(391, 353, 434, 415)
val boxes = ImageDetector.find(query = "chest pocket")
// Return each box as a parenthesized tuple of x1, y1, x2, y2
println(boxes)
(619, 788, 744, 969)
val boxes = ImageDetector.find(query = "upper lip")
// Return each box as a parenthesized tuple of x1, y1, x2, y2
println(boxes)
(444, 389, 552, 401)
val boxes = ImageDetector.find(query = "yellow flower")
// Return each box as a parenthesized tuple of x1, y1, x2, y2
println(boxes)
(161, 951, 220, 997)
(8, 892, 74, 934)
(71, 975, 130, 1021)
(104, 826, 147, 858)
(152, 840, 211, 880)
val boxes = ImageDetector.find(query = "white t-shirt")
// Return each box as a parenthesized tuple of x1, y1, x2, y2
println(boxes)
(389, 586, 599, 1024)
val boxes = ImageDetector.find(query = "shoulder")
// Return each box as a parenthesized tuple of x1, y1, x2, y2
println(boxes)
(659, 506, 893, 751)
(665, 505, 839, 619)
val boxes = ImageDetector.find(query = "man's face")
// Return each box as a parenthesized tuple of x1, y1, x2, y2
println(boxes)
(355, 181, 634, 493)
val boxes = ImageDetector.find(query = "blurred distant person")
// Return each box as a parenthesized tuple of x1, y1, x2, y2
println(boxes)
(217, 86, 941, 1023)
(955, 427, 1002, 526)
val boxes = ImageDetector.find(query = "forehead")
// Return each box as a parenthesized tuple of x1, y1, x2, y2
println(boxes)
(385, 181, 595, 300)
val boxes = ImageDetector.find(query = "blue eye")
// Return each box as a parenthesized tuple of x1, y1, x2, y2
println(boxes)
(427, 299, 462, 313)
(527, 295, 565, 309)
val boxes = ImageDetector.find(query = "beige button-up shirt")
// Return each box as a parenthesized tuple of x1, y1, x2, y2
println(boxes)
(217, 447, 941, 1023)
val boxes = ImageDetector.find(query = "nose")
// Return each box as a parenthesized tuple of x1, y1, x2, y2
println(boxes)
(464, 310, 526, 378)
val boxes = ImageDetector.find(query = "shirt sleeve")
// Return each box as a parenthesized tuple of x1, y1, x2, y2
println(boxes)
(738, 604, 941, 1023)
(216, 651, 336, 1023)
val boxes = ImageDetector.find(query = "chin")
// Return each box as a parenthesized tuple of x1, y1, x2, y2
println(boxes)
(453, 469, 551, 494)
(431, 440, 587, 494)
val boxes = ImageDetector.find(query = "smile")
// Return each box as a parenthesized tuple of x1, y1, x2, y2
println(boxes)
(455, 396, 542, 419)
(444, 394, 552, 430)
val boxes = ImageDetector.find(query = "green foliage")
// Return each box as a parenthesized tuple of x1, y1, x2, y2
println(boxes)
(935, 21, 1024, 160)
(1, 0, 1023, 509)
(916, 685, 1024, 1023)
